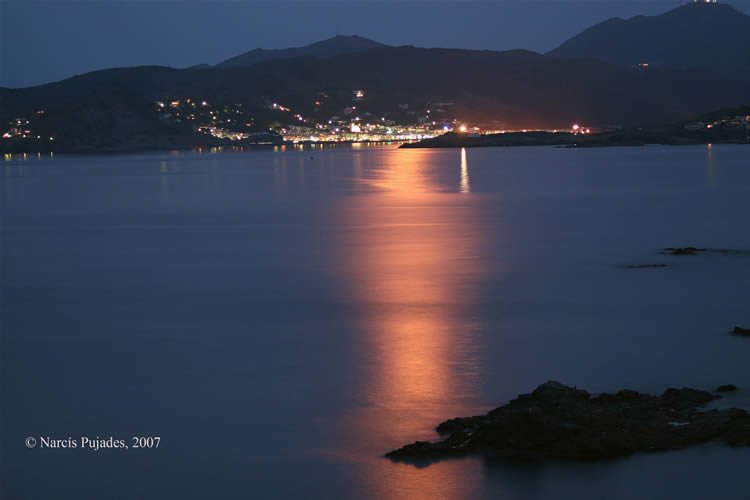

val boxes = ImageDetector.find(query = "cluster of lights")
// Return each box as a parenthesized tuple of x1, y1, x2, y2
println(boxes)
(156, 98, 253, 137)
(196, 126, 250, 141)
(281, 121, 445, 144)
(0, 116, 54, 142)
(455, 124, 482, 135)
(689, 115, 750, 132)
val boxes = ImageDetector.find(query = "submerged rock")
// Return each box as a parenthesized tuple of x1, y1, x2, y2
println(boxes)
(663, 247, 706, 256)
(386, 381, 750, 462)
(662, 247, 750, 257)
(717, 384, 738, 393)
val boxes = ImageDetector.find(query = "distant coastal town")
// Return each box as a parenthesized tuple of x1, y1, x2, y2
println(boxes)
(2, 1, 749, 156)
(2, 94, 748, 157)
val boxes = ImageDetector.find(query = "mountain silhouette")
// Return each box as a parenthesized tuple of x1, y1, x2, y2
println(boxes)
(216, 35, 386, 68)
(548, 2, 750, 75)
(3, 20, 750, 153)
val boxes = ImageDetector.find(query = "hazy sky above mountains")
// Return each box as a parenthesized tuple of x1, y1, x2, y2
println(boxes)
(2, 0, 749, 88)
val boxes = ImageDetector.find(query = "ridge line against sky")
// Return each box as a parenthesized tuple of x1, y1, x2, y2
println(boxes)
(2, 0, 750, 88)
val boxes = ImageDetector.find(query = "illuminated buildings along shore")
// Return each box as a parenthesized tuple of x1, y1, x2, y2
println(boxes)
(4, 93, 748, 154)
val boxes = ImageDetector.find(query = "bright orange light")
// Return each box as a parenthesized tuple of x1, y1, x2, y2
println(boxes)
(459, 125, 467, 133)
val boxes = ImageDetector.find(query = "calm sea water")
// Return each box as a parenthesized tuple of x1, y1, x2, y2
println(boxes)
(3, 144, 750, 499)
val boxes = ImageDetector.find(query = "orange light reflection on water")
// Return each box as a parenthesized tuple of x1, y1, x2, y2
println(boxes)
(330, 148, 487, 500)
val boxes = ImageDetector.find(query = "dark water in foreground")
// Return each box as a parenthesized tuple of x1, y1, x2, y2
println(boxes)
(3, 144, 750, 499)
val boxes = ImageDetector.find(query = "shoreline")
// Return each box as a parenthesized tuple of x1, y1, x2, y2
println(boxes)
(4, 134, 750, 158)
(400, 130, 750, 149)
(0, 140, 407, 159)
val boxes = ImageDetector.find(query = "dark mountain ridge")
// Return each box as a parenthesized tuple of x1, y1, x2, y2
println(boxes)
(7, 46, 746, 125)
(216, 35, 386, 68)
(548, 2, 750, 75)
(2, 32, 749, 153)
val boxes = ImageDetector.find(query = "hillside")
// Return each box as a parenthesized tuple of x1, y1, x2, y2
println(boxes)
(2, 46, 748, 153)
(548, 2, 750, 76)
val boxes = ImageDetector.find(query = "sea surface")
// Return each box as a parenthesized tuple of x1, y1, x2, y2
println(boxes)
(3, 144, 750, 499)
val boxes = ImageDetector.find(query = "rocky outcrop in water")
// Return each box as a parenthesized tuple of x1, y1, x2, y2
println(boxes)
(717, 384, 738, 393)
(662, 247, 750, 257)
(664, 247, 706, 256)
(386, 381, 750, 462)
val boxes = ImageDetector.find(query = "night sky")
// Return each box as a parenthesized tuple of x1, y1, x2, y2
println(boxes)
(2, 0, 749, 89)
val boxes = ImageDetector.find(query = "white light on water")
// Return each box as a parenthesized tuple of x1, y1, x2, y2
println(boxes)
(460, 148, 471, 194)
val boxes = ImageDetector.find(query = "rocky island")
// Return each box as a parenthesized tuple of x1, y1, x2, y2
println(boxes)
(387, 381, 750, 462)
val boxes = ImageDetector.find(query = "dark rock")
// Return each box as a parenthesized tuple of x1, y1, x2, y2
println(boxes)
(733, 326, 750, 336)
(436, 416, 485, 435)
(619, 263, 670, 269)
(531, 380, 590, 401)
(386, 381, 750, 463)
(724, 415, 750, 446)
(717, 384, 738, 393)
(664, 247, 706, 256)
(657, 248, 750, 258)
(660, 387, 718, 409)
